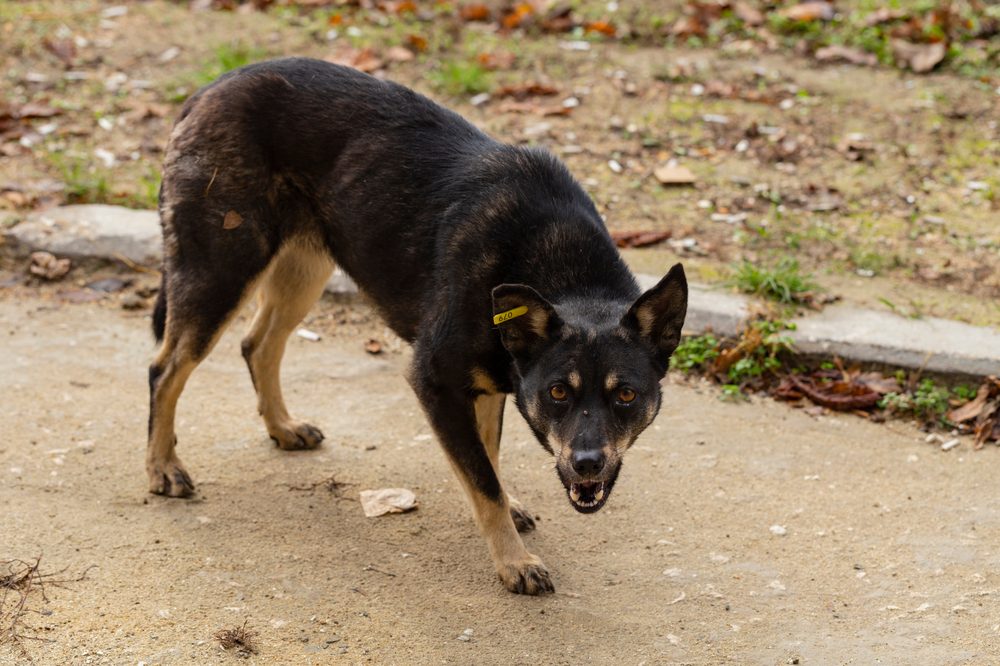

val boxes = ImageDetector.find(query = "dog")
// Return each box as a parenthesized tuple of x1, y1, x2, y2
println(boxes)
(147, 57, 688, 595)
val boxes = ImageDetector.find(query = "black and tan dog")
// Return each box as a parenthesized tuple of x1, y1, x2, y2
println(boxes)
(148, 57, 687, 594)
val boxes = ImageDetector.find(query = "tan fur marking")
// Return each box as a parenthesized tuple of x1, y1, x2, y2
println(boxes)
(148, 273, 263, 495)
(242, 237, 334, 444)
(604, 373, 619, 392)
(444, 456, 547, 592)
(470, 367, 499, 394)
(474, 393, 505, 470)
(568, 371, 582, 391)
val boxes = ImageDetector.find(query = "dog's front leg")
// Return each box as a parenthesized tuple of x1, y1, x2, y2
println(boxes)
(411, 375, 553, 594)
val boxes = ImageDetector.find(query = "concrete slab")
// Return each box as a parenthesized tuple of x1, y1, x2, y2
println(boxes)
(8, 205, 162, 265)
(6, 205, 997, 377)
(789, 305, 1000, 378)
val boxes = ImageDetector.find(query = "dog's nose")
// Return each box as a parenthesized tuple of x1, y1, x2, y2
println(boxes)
(571, 449, 605, 477)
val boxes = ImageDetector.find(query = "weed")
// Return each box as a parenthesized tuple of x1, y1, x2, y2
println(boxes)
(952, 384, 978, 402)
(52, 155, 112, 204)
(879, 378, 951, 424)
(430, 60, 491, 96)
(730, 258, 817, 304)
(214, 619, 258, 657)
(167, 42, 265, 102)
(720, 384, 746, 401)
(671, 333, 720, 373)
(725, 319, 795, 384)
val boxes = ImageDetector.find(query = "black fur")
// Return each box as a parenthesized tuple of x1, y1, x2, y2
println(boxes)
(154, 57, 688, 593)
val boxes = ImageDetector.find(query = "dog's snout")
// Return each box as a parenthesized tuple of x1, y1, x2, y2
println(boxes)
(571, 449, 605, 477)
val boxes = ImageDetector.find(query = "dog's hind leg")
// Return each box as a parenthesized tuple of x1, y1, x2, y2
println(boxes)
(148, 267, 262, 497)
(474, 393, 536, 533)
(241, 237, 334, 450)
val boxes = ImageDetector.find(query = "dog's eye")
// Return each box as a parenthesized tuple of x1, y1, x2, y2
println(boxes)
(549, 384, 568, 401)
(617, 388, 637, 404)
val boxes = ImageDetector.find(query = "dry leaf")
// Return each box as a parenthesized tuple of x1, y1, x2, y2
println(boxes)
(780, 1, 834, 22)
(891, 39, 946, 73)
(495, 82, 559, 99)
(584, 20, 616, 37)
(654, 164, 696, 186)
(477, 51, 516, 70)
(385, 46, 415, 63)
(28, 251, 71, 280)
(610, 230, 672, 248)
(360, 488, 417, 517)
(815, 45, 878, 66)
(223, 210, 243, 229)
(407, 34, 428, 52)
(43, 37, 77, 67)
(459, 3, 490, 21)
(734, 1, 763, 26)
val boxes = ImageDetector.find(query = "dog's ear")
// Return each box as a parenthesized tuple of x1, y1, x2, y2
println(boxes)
(491, 284, 562, 358)
(621, 263, 688, 370)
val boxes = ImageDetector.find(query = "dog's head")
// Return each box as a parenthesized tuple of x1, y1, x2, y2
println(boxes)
(492, 264, 687, 513)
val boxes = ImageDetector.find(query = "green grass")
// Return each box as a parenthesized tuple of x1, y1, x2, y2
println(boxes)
(166, 42, 266, 103)
(53, 155, 112, 204)
(730, 258, 818, 304)
(429, 60, 491, 97)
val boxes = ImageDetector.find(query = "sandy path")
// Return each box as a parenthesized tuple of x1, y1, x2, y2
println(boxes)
(2, 296, 998, 665)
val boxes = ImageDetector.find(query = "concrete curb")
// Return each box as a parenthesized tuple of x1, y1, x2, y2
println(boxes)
(6, 205, 1000, 378)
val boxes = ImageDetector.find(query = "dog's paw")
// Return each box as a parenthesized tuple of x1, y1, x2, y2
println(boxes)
(270, 421, 325, 451)
(147, 457, 195, 498)
(497, 555, 554, 595)
(508, 497, 536, 533)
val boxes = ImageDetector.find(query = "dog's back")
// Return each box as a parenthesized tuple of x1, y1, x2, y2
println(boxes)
(160, 58, 636, 343)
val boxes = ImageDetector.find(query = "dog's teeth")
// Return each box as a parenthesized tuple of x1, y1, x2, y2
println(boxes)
(594, 486, 605, 502)
(570, 486, 581, 502)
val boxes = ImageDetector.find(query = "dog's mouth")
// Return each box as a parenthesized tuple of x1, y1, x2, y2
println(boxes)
(560, 462, 620, 514)
(568, 480, 611, 513)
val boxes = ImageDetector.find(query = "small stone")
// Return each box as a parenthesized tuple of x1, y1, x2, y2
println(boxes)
(769, 524, 787, 536)
(121, 293, 145, 310)
(940, 438, 960, 451)
(607, 159, 623, 174)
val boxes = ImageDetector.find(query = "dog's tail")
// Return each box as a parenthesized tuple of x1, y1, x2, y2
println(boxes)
(152, 272, 167, 343)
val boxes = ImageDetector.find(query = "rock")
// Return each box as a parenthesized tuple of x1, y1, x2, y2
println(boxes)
(8, 205, 161, 266)
(770, 524, 787, 536)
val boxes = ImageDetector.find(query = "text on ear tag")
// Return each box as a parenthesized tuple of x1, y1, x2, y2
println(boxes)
(492, 306, 528, 325)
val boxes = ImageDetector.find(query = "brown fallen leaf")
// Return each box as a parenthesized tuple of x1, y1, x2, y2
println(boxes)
(497, 100, 571, 117)
(477, 50, 516, 70)
(364, 338, 383, 354)
(17, 102, 62, 119)
(385, 46, 415, 63)
(500, 2, 535, 29)
(864, 8, 908, 26)
(734, 0, 763, 26)
(815, 45, 878, 67)
(407, 34, 428, 53)
(610, 230, 672, 248)
(654, 164, 696, 186)
(222, 210, 243, 230)
(781, 1, 834, 22)
(494, 82, 559, 99)
(459, 3, 491, 21)
(326, 46, 384, 73)
(891, 39, 946, 73)
(43, 37, 77, 68)
(584, 20, 616, 37)
(28, 251, 71, 280)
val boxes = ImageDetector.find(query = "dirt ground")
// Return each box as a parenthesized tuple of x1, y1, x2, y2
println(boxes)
(2, 1, 999, 326)
(2, 292, 1000, 665)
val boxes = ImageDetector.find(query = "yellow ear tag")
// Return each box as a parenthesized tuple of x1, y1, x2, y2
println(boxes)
(493, 305, 528, 326)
